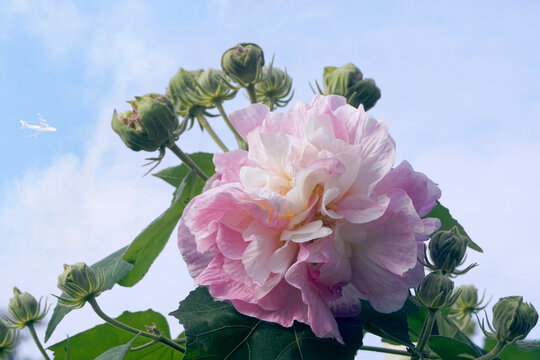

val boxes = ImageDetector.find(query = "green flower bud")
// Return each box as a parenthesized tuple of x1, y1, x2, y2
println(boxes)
(221, 43, 265, 86)
(6, 287, 48, 329)
(255, 66, 294, 109)
(414, 273, 461, 310)
(425, 226, 475, 276)
(168, 68, 206, 118)
(194, 68, 237, 107)
(450, 285, 488, 335)
(0, 320, 18, 357)
(322, 63, 381, 111)
(491, 296, 538, 344)
(56, 263, 105, 309)
(111, 94, 179, 152)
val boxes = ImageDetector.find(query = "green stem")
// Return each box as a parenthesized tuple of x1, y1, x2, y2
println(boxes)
(27, 323, 51, 360)
(359, 345, 438, 358)
(168, 143, 209, 181)
(412, 308, 437, 359)
(245, 84, 258, 104)
(475, 341, 506, 360)
(359, 345, 410, 356)
(195, 113, 229, 152)
(129, 338, 160, 352)
(216, 102, 248, 150)
(88, 297, 185, 354)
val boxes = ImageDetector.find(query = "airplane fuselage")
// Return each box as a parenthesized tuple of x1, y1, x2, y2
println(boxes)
(24, 124, 57, 132)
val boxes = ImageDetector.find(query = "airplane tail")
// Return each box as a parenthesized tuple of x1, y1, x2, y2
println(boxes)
(20, 120, 27, 129)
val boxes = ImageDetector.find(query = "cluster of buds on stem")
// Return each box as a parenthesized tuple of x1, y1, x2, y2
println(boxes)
(5, 287, 48, 329)
(56, 262, 105, 309)
(321, 63, 381, 111)
(0, 319, 18, 357)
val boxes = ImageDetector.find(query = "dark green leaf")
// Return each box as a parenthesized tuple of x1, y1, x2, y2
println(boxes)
(408, 306, 428, 342)
(94, 336, 137, 360)
(428, 335, 477, 360)
(170, 287, 361, 360)
(45, 247, 134, 341)
(360, 299, 420, 356)
(153, 152, 215, 188)
(426, 201, 483, 253)
(434, 311, 486, 356)
(485, 338, 540, 360)
(119, 170, 204, 286)
(49, 310, 183, 360)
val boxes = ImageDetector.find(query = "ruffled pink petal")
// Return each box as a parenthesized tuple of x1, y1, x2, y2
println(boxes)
(328, 284, 362, 317)
(229, 103, 269, 139)
(375, 161, 441, 217)
(177, 215, 216, 278)
(285, 242, 344, 343)
(242, 221, 281, 285)
(213, 150, 251, 184)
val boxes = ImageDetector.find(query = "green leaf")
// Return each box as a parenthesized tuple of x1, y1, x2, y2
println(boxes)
(170, 287, 361, 360)
(153, 152, 215, 188)
(94, 336, 138, 360)
(119, 170, 204, 286)
(426, 201, 483, 252)
(360, 299, 420, 355)
(428, 335, 478, 360)
(49, 310, 183, 360)
(484, 338, 540, 359)
(45, 247, 134, 341)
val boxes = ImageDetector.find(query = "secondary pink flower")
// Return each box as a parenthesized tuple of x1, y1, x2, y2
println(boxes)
(178, 95, 441, 342)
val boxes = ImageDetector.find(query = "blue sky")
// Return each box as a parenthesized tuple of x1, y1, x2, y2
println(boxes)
(1, 1, 539, 358)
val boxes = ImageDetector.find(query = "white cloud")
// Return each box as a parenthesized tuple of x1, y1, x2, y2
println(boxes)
(0, 0, 85, 56)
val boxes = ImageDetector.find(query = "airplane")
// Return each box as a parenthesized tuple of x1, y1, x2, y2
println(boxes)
(20, 113, 57, 136)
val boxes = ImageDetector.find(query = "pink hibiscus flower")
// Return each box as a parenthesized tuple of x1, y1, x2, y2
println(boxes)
(178, 95, 441, 343)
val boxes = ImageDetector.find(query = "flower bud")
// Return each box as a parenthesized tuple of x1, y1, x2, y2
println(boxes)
(426, 226, 473, 276)
(221, 43, 265, 86)
(111, 94, 179, 152)
(56, 262, 105, 309)
(168, 68, 206, 117)
(255, 66, 293, 109)
(322, 63, 381, 111)
(6, 287, 48, 329)
(0, 319, 18, 357)
(194, 68, 237, 106)
(492, 296, 538, 344)
(414, 273, 461, 310)
(450, 285, 487, 335)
